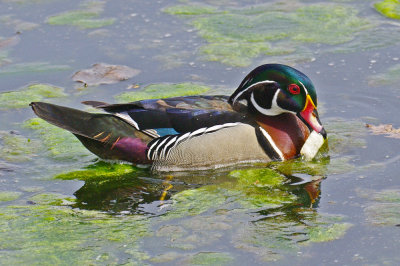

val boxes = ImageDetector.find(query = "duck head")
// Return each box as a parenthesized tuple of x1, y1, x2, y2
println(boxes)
(229, 64, 327, 139)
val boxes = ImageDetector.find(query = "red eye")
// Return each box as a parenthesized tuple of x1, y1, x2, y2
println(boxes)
(288, 84, 301, 95)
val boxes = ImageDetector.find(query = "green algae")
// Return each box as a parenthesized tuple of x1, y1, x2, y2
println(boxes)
(374, 0, 400, 20)
(164, 168, 295, 221)
(0, 62, 71, 75)
(307, 221, 353, 243)
(47, 1, 115, 29)
(165, 2, 371, 66)
(189, 252, 234, 265)
(0, 202, 150, 264)
(234, 210, 352, 261)
(55, 161, 139, 181)
(358, 188, 400, 226)
(115, 82, 211, 102)
(22, 118, 92, 161)
(292, 4, 369, 44)
(0, 131, 40, 162)
(368, 64, 400, 86)
(0, 191, 22, 202)
(52, 161, 151, 213)
(0, 84, 66, 109)
(29, 193, 75, 206)
(228, 168, 295, 208)
(164, 4, 218, 15)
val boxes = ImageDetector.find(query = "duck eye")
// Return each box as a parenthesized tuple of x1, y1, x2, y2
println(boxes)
(288, 84, 300, 95)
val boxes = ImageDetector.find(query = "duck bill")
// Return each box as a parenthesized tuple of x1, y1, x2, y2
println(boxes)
(298, 95, 327, 139)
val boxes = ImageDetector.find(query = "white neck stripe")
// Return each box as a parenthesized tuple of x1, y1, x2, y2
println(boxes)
(232, 80, 275, 104)
(259, 127, 285, 161)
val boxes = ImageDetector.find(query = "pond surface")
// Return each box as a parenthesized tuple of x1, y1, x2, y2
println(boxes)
(1, 0, 400, 265)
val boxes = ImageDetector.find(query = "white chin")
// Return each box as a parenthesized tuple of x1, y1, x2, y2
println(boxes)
(300, 130, 325, 160)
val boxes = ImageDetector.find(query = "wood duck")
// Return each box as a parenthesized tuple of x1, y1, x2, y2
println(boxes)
(31, 64, 327, 171)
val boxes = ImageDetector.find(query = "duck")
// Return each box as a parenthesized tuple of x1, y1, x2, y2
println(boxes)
(30, 64, 327, 171)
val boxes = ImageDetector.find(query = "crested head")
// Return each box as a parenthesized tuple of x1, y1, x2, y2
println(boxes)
(229, 64, 317, 112)
(230, 64, 326, 137)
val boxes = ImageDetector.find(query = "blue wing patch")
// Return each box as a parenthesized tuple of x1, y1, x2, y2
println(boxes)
(153, 128, 179, 137)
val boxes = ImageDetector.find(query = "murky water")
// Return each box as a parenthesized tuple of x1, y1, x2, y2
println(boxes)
(1, 0, 400, 265)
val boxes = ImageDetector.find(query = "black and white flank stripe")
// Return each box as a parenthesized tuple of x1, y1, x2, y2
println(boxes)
(146, 123, 241, 161)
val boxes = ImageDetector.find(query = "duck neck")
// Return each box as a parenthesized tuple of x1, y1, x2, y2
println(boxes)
(255, 113, 310, 160)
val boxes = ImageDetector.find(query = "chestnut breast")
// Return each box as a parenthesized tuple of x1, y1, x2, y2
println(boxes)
(256, 113, 310, 160)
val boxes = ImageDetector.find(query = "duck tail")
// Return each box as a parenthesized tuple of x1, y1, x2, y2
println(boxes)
(30, 102, 152, 164)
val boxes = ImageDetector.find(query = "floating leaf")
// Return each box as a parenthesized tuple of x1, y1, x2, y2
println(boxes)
(366, 124, 400, 139)
(115, 82, 211, 102)
(72, 63, 140, 86)
(0, 84, 66, 109)
(374, 0, 400, 20)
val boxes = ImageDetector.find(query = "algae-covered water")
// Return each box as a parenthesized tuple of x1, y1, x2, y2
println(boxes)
(1, 0, 400, 265)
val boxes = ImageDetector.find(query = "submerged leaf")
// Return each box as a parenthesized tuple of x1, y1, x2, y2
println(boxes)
(72, 63, 140, 86)
(115, 82, 211, 102)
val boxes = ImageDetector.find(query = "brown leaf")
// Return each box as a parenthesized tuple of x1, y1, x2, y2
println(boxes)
(366, 124, 400, 139)
(72, 63, 140, 86)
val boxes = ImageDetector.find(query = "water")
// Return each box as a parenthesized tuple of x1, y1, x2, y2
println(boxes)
(1, 0, 400, 265)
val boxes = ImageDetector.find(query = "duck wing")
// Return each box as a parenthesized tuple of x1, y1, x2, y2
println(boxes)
(83, 95, 251, 137)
